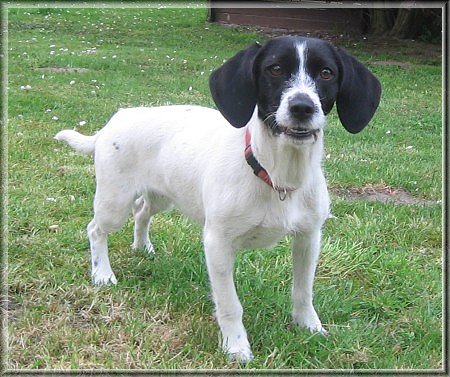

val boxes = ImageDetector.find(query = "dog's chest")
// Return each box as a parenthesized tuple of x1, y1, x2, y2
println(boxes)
(236, 225, 288, 249)
(234, 192, 327, 249)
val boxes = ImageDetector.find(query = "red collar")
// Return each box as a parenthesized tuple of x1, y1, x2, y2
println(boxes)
(244, 128, 295, 201)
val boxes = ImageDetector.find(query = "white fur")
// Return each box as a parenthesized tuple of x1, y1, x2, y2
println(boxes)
(55, 103, 329, 362)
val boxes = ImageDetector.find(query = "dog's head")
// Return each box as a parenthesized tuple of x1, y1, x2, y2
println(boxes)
(209, 36, 381, 140)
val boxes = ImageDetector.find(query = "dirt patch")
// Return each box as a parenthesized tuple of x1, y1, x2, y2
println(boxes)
(331, 184, 436, 206)
(372, 60, 412, 69)
(251, 26, 441, 65)
(35, 67, 89, 73)
(353, 36, 442, 64)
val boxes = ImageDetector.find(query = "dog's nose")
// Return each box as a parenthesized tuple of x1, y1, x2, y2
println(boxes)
(289, 95, 315, 121)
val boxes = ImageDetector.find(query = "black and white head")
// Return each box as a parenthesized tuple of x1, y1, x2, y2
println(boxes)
(209, 36, 381, 143)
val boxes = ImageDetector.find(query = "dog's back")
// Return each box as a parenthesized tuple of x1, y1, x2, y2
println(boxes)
(55, 105, 243, 223)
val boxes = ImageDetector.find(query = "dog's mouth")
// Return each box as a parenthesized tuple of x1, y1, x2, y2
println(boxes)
(262, 113, 321, 141)
(279, 126, 319, 140)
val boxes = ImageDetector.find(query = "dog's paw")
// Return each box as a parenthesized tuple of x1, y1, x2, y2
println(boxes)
(131, 240, 155, 255)
(222, 335, 254, 363)
(92, 271, 117, 286)
(293, 308, 328, 335)
(225, 345, 254, 363)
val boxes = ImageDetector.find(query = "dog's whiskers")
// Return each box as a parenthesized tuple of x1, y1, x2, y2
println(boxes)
(262, 112, 282, 134)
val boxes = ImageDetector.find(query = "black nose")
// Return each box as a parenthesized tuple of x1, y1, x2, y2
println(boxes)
(289, 94, 315, 121)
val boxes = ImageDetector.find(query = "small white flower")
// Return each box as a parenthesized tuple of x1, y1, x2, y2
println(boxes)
(79, 120, 86, 126)
(406, 145, 414, 150)
(386, 130, 391, 134)
(20, 85, 32, 90)
(50, 50, 55, 55)
(188, 86, 193, 91)
(52, 116, 59, 120)
(46, 197, 57, 202)
(69, 80, 75, 85)
(17, 132, 24, 137)
(69, 195, 75, 201)
(45, 109, 52, 113)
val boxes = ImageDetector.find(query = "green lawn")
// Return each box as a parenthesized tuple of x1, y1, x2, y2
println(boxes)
(5, 5, 443, 371)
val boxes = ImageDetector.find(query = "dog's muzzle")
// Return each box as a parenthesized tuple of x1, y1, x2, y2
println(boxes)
(276, 93, 321, 141)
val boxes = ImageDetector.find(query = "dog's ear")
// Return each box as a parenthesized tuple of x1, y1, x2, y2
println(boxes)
(336, 48, 382, 133)
(209, 42, 262, 128)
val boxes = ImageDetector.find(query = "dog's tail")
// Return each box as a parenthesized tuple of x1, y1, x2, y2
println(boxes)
(54, 129, 97, 156)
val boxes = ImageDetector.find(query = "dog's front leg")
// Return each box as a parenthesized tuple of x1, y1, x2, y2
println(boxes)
(291, 230, 327, 334)
(203, 228, 253, 362)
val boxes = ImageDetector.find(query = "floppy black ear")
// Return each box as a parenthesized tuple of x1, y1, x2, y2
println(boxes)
(336, 48, 382, 133)
(209, 42, 261, 128)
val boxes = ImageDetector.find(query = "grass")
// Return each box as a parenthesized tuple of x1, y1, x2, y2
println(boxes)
(5, 4, 443, 371)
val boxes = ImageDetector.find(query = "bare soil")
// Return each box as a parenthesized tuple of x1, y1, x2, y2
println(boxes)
(35, 67, 89, 73)
(331, 184, 436, 206)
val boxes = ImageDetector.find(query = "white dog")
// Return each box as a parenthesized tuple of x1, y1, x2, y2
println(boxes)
(55, 36, 381, 362)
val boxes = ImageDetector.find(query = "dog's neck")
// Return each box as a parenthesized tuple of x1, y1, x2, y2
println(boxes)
(247, 115, 324, 191)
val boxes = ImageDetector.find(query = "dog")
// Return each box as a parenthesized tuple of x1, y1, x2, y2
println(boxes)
(55, 36, 381, 362)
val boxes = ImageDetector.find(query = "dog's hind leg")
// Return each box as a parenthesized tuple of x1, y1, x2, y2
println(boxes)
(87, 219, 117, 285)
(131, 193, 172, 254)
(88, 186, 135, 285)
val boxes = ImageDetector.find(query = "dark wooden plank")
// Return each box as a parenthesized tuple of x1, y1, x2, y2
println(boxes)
(210, 7, 364, 34)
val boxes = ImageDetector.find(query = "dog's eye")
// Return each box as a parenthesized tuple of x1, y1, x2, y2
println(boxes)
(268, 65, 284, 77)
(320, 68, 334, 80)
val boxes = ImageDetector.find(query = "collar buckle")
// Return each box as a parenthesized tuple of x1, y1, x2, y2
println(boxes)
(278, 188, 288, 201)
